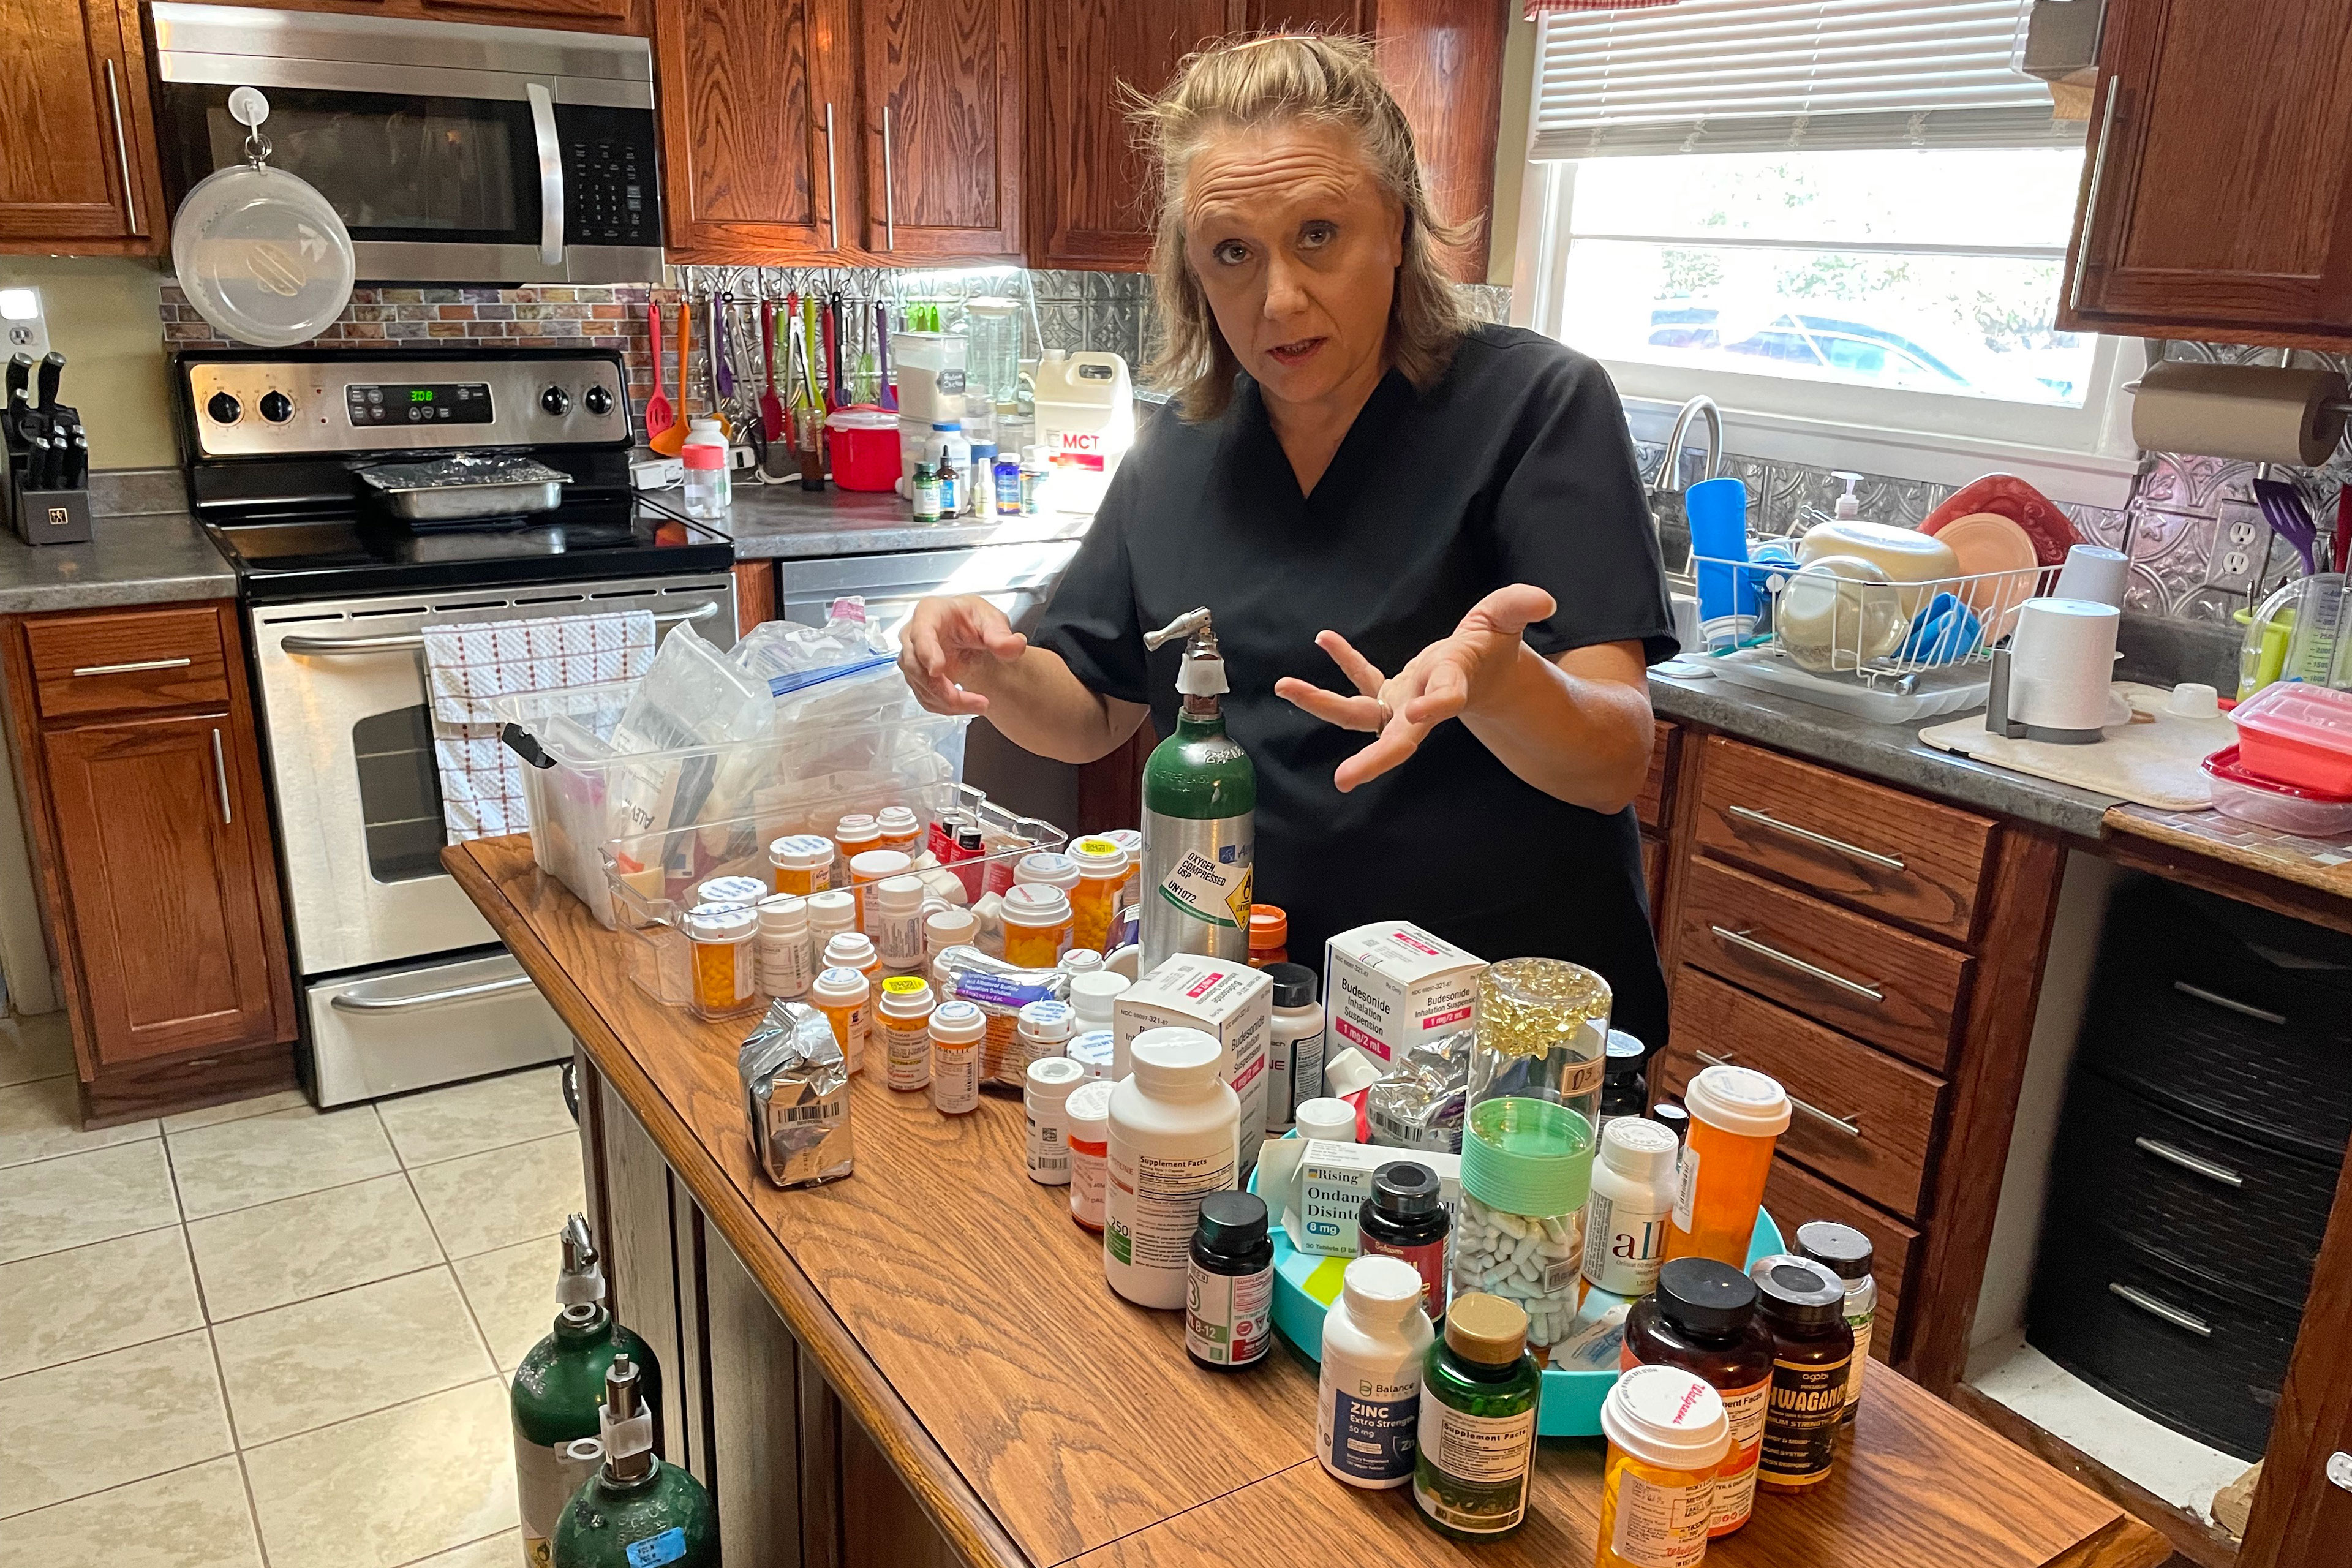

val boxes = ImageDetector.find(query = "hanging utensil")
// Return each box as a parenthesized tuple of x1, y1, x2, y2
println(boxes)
(2253, 471, 2319, 577)
(647, 296, 688, 458)
(876, 299, 895, 412)
(708, 290, 736, 442)
(642, 298, 676, 446)
(759, 298, 787, 442)
(821, 293, 841, 412)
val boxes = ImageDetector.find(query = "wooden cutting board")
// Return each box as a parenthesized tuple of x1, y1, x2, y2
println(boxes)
(1918, 682, 2234, 810)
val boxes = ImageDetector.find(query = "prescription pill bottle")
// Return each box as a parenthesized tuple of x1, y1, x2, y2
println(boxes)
(1248, 905, 1288, 968)
(878, 974, 935, 1093)
(1066, 1079, 1117, 1231)
(823, 932, 881, 984)
(755, 894, 814, 1000)
(1065, 837, 1128, 954)
(925, 907, 979, 982)
(1013, 850, 1079, 894)
(683, 903, 759, 1021)
(1622, 1258, 1773, 1538)
(771, 834, 835, 896)
(848, 848, 913, 932)
(1596, 1365, 1729, 1568)
(929, 997, 984, 1114)
(1001, 884, 1074, 968)
(876, 805, 924, 854)
(834, 813, 881, 878)
(870, 874, 928, 973)
(1664, 1065, 1792, 1270)
(809, 965, 870, 1073)
(1105, 829, 1142, 910)
(807, 889, 858, 954)
(1016, 998, 1075, 1076)
(696, 875, 768, 910)
(1025, 1055, 1086, 1183)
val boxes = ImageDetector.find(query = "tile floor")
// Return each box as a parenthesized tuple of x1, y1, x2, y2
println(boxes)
(0, 1011, 583, 1567)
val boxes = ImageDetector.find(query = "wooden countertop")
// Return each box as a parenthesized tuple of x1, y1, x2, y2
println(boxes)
(447, 833, 2169, 1568)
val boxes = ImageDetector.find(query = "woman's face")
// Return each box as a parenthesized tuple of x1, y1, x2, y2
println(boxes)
(1182, 120, 1404, 413)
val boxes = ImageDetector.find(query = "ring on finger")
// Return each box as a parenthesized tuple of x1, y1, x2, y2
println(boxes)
(1374, 696, 1394, 731)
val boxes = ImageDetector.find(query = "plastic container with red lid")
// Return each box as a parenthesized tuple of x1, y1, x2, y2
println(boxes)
(2202, 744, 2352, 837)
(2230, 682, 2352, 795)
(824, 406, 902, 492)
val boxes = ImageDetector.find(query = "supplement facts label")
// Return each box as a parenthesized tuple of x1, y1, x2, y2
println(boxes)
(1320, 1385, 1418, 1483)
(1710, 1378, 1770, 1533)
(1417, 1403, 1536, 1485)
(1106, 1148, 1235, 1273)
(1761, 1355, 1851, 1487)
(1185, 1265, 1273, 1365)
(1609, 1469, 1712, 1568)
(1845, 1314, 1873, 1409)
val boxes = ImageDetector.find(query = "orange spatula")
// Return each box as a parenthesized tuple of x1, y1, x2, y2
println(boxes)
(641, 298, 676, 446)
(649, 299, 688, 458)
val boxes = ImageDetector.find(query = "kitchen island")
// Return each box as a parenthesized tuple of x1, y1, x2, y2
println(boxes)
(448, 831, 2166, 1568)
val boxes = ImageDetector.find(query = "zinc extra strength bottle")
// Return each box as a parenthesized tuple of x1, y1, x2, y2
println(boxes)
(1138, 608, 1254, 973)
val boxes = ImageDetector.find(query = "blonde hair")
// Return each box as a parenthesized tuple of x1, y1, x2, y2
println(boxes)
(1133, 32, 1472, 422)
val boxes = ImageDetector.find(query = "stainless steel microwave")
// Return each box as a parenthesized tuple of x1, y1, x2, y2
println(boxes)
(150, 3, 662, 285)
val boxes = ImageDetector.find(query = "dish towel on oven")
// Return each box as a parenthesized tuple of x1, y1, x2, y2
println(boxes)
(420, 610, 658, 842)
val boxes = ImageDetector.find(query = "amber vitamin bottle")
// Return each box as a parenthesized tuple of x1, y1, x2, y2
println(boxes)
(1751, 1254, 1855, 1493)
(1621, 1257, 1775, 1536)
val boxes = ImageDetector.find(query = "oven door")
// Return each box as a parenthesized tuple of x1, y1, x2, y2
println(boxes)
(149, 4, 660, 284)
(247, 575, 734, 977)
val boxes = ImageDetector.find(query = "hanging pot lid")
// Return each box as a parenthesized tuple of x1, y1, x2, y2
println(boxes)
(170, 88, 356, 349)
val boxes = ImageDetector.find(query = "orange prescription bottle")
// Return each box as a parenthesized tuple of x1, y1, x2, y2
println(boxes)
(1000, 884, 1074, 968)
(1248, 904, 1287, 967)
(770, 834, 835, 896)
(809, 965, 870, 1073)
(683, 903, 759, 1020)
(1594, 1364, 1728, 1568)
(875, 804, 924, 854)
(1066, 837, 1128, 954)
(1663, 1065, 1791, 1270)
(834, 813, 881, 880)
(848, 848, 913, 932)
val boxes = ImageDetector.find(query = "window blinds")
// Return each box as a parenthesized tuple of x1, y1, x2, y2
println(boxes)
(1531, 0, 2077, 160)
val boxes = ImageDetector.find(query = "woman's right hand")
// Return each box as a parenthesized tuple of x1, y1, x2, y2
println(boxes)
(899, 594, 1028, 716)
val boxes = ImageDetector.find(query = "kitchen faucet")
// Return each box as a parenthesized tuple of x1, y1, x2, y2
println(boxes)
(1649, 394, 1722, 575)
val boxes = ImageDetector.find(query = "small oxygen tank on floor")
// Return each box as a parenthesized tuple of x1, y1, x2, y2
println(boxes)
(1139, 608, 1256, 973)
(552, 1357, 718, 1568)
(511, 1216, 662, 1568)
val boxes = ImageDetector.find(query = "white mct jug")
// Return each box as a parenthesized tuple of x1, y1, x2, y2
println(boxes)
(1032, 350, 1134, 514)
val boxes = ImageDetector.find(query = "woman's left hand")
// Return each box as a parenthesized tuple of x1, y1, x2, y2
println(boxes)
(1275, 583, 1559, 793)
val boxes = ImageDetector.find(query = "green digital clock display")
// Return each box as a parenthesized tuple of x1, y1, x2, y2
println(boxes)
(410, 388, 434, 403)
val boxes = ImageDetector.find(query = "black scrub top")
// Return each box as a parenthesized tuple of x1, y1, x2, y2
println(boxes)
(1031, 323, 1678, 1050)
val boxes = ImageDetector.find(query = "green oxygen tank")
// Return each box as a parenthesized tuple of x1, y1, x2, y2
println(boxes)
(512, 1216, 662, 1568)
(1138, 608, 1256, 973)
(552, 1356, 718, 1568)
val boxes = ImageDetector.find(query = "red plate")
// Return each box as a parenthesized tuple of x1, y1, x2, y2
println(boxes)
(1922, 474, 2080, 567)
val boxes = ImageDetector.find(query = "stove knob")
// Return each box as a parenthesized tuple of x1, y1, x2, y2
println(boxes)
(206, 391, 241, 424)
(582, 385, 614, 417)
(540, 385, 571, 417)
(259, 391, 293, 423)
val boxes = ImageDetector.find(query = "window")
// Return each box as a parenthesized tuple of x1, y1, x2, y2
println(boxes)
(1515, 0, 2141, 491)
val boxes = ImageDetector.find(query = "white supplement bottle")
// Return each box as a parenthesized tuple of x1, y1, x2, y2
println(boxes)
(1264, 962, 1325, 1134)
(1316, 1253, 1436, 1490)
(1294, 1096, 1359, 1145)
(871, 873, 929, 973)
(1583, 1117, 1681, 1297)
(929, 998, 984, 1114)
(1104, 1028, 1240, 1310)
(1017, 998, 1075, 1074)
(1066, 1080, 1117, 1231)
(1025, 1056, 1087, 1184)
(1061, 948, 1105, 976)
(1068, 970, 1129, 1034)
(876, 974, 935, 1093)
(807, 889, 858, 953)
(755, 895, 813, 1000)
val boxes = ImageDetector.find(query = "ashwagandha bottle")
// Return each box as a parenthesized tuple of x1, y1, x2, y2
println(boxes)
(550, 1356, 715, 1568)
(1751, 1254, 1855, 1493)
(1138, 608, 1254, 972)
(1317, 1253, 1436, 1490)
(1414, 1292, 1542, 1540)
(512, 1216, 661, 1568)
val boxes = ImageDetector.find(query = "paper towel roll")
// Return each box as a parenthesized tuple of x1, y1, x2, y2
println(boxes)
(2130, 360, 2349, 466)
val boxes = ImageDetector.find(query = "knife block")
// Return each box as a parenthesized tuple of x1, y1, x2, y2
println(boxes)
(4, 456, 92, 545)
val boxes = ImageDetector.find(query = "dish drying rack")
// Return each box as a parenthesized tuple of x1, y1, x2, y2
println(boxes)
(1690, 554, 2066, 723)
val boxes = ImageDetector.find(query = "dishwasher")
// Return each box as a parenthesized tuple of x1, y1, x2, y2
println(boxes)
(776, 541, 1085, 829)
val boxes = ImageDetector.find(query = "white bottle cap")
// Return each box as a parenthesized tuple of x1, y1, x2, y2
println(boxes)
(1068, 970, 1130, 1027)
(1685, 1064, 1793, 1138)
(1601, 1365, 1730, 1472)
(771, 834, 834, 869)
(1129, 1027, 1223, 1093)
(756, 894, 809, 935)
(850, 849, 913, 883)
(1026, 1055, 1086, 1106)
(1061, 948, 1105, 975)
(1066, 1079, 1117, 1138)
(696, 875, 768, 907)
(824, 932, 877, 970)
(1018, 998, 1075, 1043)
(872, 874, 926, 913)
(877, 973, 932, 1017)
(926, 907, 979, 952)
(877, 805, 921, 837)
(807, 889, 858, 931)
(1068, 837, 1128, 876)
(1294, 1096, 1358, 1144)
(1014, 851, 1080, 891)
(682, 902, 756, 941)
(836, 813, 879, 841)
(810, 966, 867, 1005)
(1001, 884, 1071, 927)
(1066, 1030, 1116, 1078)
(1599, 1115, 1679, 1182)
(929, 998, 986, 1044)
(1340, 1253, 1426, 1324)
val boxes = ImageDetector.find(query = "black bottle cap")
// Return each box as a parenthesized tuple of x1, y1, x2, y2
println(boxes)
(1651, 1103, 1691, 1143)
(1656, 1257, 1758, 1336)
(1264, 961, 1317, 1008)
(1371, 1160, 1442, 1217)
(1794, 1221, 1874, 1281)
(1751, 1254, 1848, 1326)
(1194, 1190, 1268, 1256)
(1605, 1030, 1646, 1066)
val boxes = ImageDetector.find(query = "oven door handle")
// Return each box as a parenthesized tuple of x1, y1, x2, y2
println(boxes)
(279, 600, 722, 657)
(527, 81, 564, 268)
(330, 970, 538, 1014)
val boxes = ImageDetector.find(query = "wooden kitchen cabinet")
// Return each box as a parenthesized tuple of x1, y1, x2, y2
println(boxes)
(187, 0, 652, 34)
(856, 0, 1023, 258)
(0, 0, 164, 254)
(2, 602, 297, 1122)
(2060, 0, 2352, 346)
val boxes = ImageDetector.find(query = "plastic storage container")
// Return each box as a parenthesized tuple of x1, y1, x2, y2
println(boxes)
(2230, 681, 2352, 796)
(823, 407, 900, 491)
(2202, 744, 2352, 835)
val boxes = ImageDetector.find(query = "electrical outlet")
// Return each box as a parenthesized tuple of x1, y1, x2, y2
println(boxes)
(0, 285, 50, 360)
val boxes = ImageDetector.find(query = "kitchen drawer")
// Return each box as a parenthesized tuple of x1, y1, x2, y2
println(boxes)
(1635, 720, 1677, 833)
(1678, 856, 1969, 1072)
(24, 607, 232, 721)
(1662, 969, 1944, 1220)
(1760, 1153, 1912, 1362)
(1692, 736, 1996, 943)
(2029, 1219, 2295, 1462)
(2052, 1071, 2335, 1308)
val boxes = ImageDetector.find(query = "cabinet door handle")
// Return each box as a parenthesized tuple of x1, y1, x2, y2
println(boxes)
(823, 102, 839, 249)
(1725, 805, 1905, 872)
(880, 106, 897, 251)
(209, 727, 232, 826)
(2107, 1281, 2211, 1338)
(73, 656, 192, 677)
(2071, 74, 2121, 311)
(282, 600, 720, 656)
(2172, 980, 2286, 1027)
(329, 973, 536, 1013)
(1695, 1049, 1862, 1137)
(104, 59, 139, 234)
(2134, 1136, 2244, 1188)
(1708, 925, 1885, 1003)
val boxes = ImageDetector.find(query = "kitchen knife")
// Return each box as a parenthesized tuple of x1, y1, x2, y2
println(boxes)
(64, 431, 88, 488)
(34, 351, 63, 412)
(6, 352, 28, 410)
(26, 435, 54, 489)
(4, 387, 29, 453)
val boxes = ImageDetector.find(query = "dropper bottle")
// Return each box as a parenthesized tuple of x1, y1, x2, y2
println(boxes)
(1137, 608, 1256, 971)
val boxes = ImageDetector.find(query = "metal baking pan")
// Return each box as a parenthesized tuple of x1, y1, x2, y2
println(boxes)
(357, 454, 572, 521)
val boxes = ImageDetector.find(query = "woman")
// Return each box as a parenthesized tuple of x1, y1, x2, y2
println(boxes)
(898, 34, 1677, 1047)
